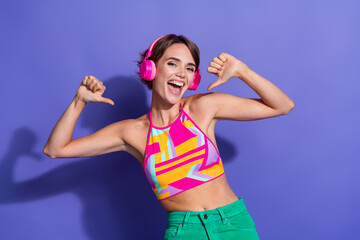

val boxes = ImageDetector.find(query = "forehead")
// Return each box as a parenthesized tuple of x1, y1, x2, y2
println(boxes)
(161, 43, 195, 64)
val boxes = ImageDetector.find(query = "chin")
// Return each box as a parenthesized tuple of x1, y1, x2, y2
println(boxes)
(165, 91, 185, 105)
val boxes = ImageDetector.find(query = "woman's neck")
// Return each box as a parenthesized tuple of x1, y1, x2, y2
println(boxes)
(150, 95, 182, 127)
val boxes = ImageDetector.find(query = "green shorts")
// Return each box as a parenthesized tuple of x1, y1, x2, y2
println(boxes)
(164, 198, 260, 240)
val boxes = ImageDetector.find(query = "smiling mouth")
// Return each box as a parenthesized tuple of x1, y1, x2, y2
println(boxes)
(168, 80, 185, 88)
(168, 80, 185, 95)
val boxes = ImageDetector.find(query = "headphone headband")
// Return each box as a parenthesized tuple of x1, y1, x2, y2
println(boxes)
(144, 35, 166, 60)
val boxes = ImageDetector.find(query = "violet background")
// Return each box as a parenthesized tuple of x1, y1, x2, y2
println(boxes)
(0, 1, 359, 239)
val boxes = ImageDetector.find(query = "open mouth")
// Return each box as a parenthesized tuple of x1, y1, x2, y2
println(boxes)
(168, 80, 185, 95)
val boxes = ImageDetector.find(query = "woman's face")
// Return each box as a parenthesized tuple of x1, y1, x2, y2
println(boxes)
(152, 43, 196, 104)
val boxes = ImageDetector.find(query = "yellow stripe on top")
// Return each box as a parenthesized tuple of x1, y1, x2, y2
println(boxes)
(155, 148, 205, 172)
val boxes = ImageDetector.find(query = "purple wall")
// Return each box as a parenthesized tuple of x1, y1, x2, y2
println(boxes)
(1, 1, 359, 239)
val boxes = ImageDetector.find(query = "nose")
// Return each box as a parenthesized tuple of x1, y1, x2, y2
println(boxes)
(175, 67, 185, 78)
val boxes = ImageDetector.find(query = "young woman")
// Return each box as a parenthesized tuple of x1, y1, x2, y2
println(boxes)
(44, 34, 294, 239)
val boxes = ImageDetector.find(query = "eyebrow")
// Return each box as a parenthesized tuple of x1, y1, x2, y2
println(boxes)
(166, 57, 196, 68)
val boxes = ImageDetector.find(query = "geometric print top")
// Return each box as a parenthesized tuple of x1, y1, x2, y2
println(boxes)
(143, 103, 225, 200)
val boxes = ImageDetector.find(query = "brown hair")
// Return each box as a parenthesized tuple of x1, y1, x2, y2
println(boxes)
(137, 34, 200, 90)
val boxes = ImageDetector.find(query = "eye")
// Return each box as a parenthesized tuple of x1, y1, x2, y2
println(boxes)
(187, 67, 195, 73)
(167, 62, 176, 67)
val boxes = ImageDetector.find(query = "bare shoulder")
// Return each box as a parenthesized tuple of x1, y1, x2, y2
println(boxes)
(182, 93, 218, 119)
(112, 117, 147, 135)
(122, 113, 150, 141)
(118, 113, 150, 164)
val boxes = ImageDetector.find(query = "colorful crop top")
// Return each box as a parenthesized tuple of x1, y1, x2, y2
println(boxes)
(143, 103, 225, 200)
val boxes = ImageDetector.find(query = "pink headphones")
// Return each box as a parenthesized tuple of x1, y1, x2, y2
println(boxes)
(139, 35, 201, 90)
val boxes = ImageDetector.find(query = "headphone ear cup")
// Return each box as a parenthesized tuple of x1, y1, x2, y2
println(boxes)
(140, 60, 157, 81)
(188, 69, 201, 90)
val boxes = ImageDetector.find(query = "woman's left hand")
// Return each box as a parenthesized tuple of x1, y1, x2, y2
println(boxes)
(207, 53, 249, 91)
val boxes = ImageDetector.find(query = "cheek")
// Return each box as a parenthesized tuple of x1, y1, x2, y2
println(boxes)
(187, 72, 195, 80)
(156, 65, 170, 78)
(153, 69, 170, 88)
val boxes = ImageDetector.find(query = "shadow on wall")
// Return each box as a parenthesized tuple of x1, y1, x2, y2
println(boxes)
(0, 76, 238, 240)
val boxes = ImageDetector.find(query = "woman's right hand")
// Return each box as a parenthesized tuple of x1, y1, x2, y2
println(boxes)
(75, 75, 114, 105)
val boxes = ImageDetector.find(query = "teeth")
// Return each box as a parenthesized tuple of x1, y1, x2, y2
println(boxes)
(169, 80, 184, 87)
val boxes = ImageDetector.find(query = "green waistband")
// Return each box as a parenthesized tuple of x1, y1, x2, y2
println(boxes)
(167, 198, 247, 224)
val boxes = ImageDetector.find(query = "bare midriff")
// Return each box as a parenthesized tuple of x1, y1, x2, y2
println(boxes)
(158, 174, 239, 213)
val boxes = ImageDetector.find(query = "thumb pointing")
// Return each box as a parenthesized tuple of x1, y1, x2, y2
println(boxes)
(207, 78, 223, 91)
(101, 97, 115, 106)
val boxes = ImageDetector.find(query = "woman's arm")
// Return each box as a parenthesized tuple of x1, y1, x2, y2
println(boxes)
(204, 53, 295, 121)
(43, 76, 127, 158)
